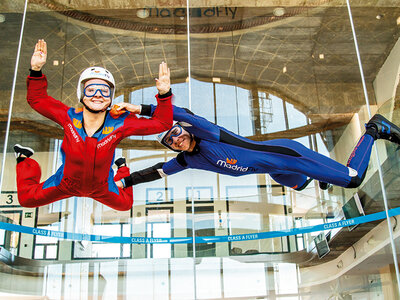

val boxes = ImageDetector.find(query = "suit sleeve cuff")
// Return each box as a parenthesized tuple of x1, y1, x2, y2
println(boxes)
(29, 69, 43, 77)
(140, 104, 152, 116)
(123, 175, 134, 188)
(158, 89, 172, 99)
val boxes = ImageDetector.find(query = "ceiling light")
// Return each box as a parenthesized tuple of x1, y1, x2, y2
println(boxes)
(397, 16, 400, 25)
(136, 9, 149, 19)
(273, 7, 286, 17)
(319, 54, 324, 59)
(0, 14, 5, 23)
(376, 14, 383, 20)
(53, 60, 59, 66)
(282, 66, 287, 73)
(212, 77, 221, 83)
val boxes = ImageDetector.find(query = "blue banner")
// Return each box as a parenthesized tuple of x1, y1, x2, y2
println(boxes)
(0, 207, 398, 244)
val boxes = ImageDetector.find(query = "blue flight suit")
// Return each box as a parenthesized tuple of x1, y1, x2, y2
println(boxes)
(143, 105, 372, 189)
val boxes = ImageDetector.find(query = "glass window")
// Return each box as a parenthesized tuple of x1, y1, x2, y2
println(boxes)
(286, 101, 307, 129)
(216, 83, 238, 132)
(73, 224, 131, 259)
(33, 225, 59, 260)
(223, 258, 267, 298)
(0, 229, 5, 247)
(264, 94, 286, 133)
(147, 209, 172, 258)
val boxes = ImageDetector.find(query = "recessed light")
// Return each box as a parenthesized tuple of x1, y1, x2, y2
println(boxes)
(136, 9, 149, 19)
(273, 7, 286, 17)
(0, 14, 5, 23)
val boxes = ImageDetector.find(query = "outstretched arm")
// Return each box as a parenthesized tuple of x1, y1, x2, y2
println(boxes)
(139, 104, 297, 154)
(116, 162, 166, 188)
(118, 62, 173, 136)
(139, 104, 221, 141)
(111, 61, 170, 116)
(27, 39, 69, 126)
(116, 155, 188, 188)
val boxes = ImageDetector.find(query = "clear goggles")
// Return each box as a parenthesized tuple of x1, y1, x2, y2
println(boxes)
(83, 83, 111, 98)
(163, 124, 183, 146)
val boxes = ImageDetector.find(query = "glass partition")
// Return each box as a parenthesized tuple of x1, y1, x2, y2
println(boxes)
(0, 0, 399, 299)
(186, 0, 399, 298)
(0, 1, 27, 196)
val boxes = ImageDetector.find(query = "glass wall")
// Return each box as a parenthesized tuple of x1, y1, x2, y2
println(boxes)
(0, 0, 399, 299)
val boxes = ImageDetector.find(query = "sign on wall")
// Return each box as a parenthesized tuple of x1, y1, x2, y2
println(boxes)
(186, 186, 213, 203)
(146, 187, 174, 204)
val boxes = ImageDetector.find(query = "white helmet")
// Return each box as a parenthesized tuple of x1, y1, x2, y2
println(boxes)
(157, 121, 182, 152)
(76, 67, 115, 102)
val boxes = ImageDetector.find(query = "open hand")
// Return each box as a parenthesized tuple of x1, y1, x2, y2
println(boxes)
(31, 39, 47, 71)
(111, 103, 141, 114)
(156, 61, 170, 95)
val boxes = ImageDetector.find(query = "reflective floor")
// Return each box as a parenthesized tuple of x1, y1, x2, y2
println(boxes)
(0, 0, 400, 299)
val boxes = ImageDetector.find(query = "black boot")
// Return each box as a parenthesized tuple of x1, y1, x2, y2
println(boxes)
(115, 157, 126, 168)
(14, 144, 34, 158)
(366, 114, 400, 144)
(319, 182, 332, 190)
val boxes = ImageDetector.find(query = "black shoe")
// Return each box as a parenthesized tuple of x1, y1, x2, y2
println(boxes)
(366, 114, 400, 144)
(115, 157, 126, 168)
(14, 144, 34, 158)
(319, 182, 332, 190)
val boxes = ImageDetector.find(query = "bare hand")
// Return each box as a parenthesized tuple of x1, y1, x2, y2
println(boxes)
(113, 103, 141, 114)
(31, 39, 47, 71)
(156, 61, 170, 95)
(115, 180, 124, 189)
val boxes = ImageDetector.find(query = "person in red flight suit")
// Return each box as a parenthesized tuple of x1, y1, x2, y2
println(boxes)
(14, 39, 173, 211)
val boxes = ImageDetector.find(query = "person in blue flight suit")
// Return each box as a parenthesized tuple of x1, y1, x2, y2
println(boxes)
(114, 103, 400, 191)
